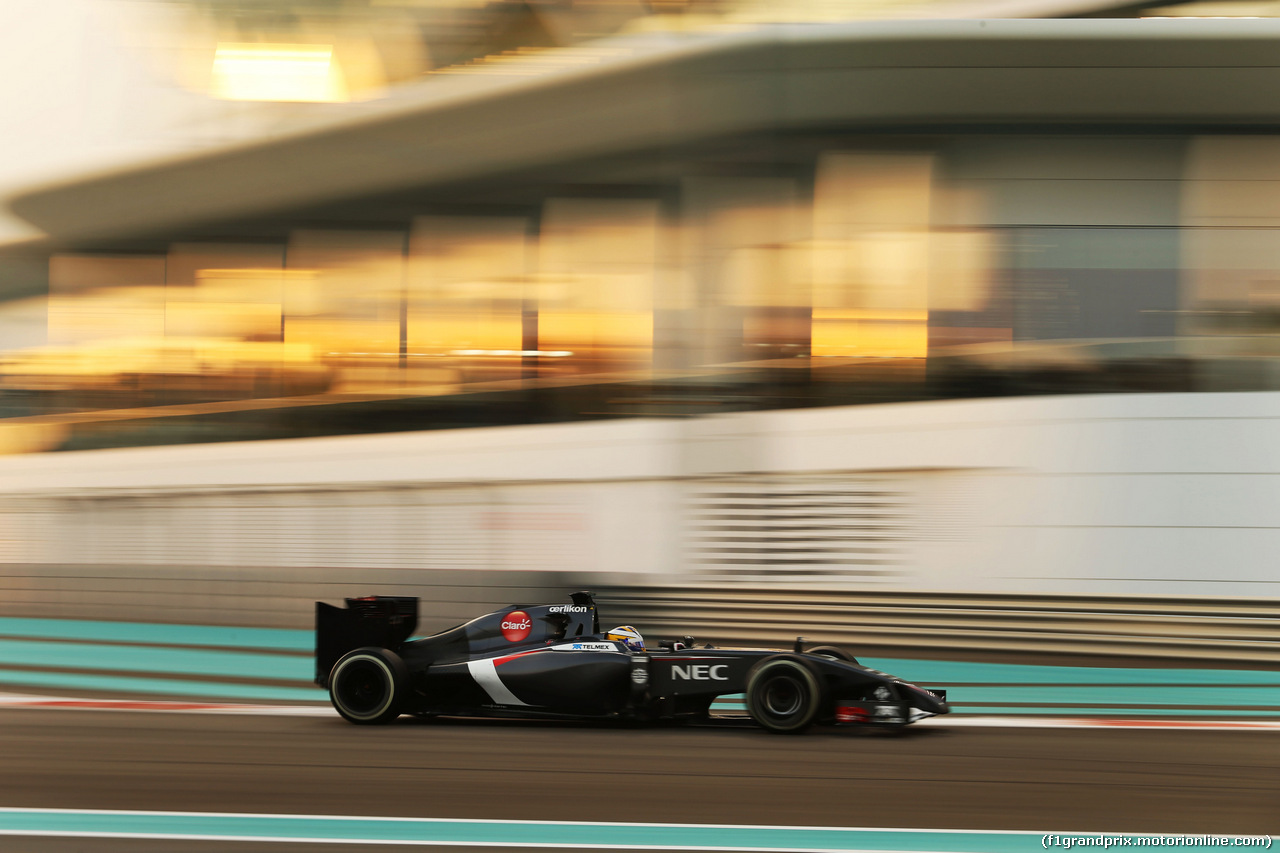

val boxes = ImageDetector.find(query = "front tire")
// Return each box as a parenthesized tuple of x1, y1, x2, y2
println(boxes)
(806, 644, 860, 666)
(746, 656, 826, 734)
(329, 647, 408, 725)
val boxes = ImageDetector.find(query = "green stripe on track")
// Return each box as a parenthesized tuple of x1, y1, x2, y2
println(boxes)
(0, 809, 1086, 851)
(3, 618, 1279, 713)
(0, 639, 309, 681)
(0, 669, 321, 703)
(861, 658, 1280, 686)
(0, 618, 310, 652)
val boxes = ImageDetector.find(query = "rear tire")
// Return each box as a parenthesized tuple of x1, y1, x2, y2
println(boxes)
(746, 656, 825, 734)
(329, 647, 408, 725)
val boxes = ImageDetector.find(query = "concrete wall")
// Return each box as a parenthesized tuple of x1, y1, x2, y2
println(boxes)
(1, 391, 1278, 627)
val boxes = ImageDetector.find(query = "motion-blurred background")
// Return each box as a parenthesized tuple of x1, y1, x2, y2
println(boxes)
(0, 0, 1277, 671)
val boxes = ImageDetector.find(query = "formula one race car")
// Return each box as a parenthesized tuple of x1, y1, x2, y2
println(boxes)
(315, 591, 949, 734)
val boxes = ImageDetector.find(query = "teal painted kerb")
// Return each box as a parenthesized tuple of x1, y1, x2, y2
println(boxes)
(1, 617, 1278, 713)
(0, 669, 319, 702)
(862, 658, 1280, 687)
(0, 617, 310, 652)
(0, 617, 318, 702)
(0, 639, 309, 680)
(0, 810, 1064, 851)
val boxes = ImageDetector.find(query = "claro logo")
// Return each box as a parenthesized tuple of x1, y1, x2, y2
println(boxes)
(500, 610, 533, 642)
(671, 664, 729, 681)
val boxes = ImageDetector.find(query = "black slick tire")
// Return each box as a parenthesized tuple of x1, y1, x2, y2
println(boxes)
(328, 647, 408, 725)
(745, 655, 826, 734)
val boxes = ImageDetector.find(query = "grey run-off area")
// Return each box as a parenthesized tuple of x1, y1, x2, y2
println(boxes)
(0, 708, 1275, 852)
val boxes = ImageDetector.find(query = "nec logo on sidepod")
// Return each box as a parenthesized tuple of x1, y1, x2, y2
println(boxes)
(672, 664, 728, 681)
(501, 611, 532, 642)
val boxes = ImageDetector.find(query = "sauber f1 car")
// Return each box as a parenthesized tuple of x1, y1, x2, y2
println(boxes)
(315, 591, 949, 734)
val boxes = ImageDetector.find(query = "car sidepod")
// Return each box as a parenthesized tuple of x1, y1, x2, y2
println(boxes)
(421, 642, 634, 716)
(645, 652, 757, 720)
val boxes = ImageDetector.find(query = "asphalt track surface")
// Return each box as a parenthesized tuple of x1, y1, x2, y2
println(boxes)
(1, 708, 1277, 852)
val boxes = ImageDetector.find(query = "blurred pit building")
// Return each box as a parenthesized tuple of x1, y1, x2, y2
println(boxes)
(0, 6, 1277, 660)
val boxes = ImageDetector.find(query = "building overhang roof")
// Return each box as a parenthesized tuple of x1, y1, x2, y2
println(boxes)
(12, 18, 1280, 246)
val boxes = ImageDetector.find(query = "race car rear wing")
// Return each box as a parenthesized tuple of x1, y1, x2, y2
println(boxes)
(315, 596, 418, 687)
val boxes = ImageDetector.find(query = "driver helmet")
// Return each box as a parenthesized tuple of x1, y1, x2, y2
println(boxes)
(606, 625, 644, 652)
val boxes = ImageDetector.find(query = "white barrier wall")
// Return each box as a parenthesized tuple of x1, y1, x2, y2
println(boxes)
(679, 393, 1280, 598)
(1, 391, 1278, 624)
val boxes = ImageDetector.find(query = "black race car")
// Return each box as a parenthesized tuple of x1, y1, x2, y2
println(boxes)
(315, 591, 949, 734)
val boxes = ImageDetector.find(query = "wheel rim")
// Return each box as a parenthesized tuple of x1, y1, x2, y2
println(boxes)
(335, 658, 390, 716)
(763, 675, 804, 717)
